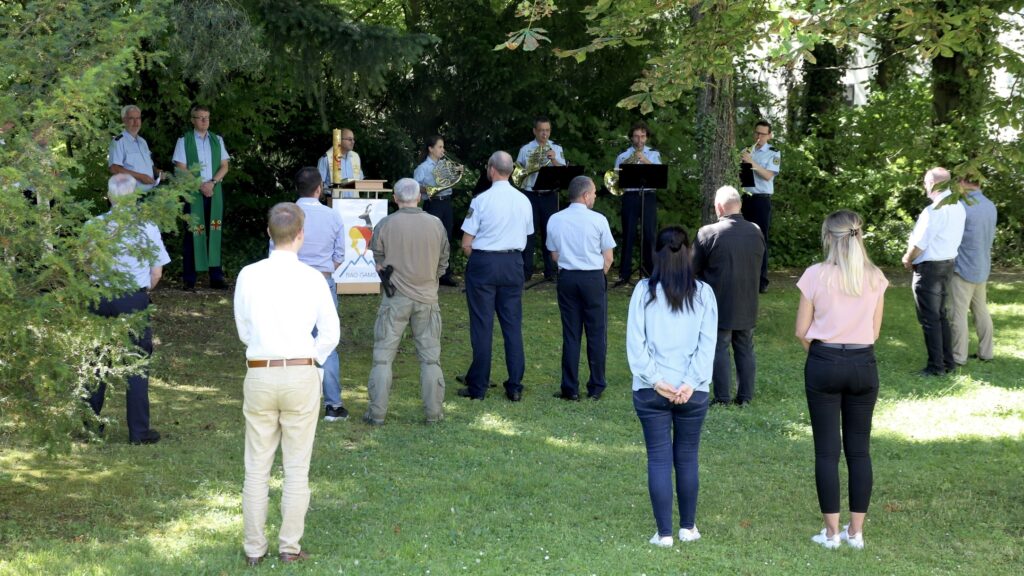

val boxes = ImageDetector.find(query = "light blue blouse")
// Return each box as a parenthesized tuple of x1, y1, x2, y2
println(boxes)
(626, 279, 718, 392)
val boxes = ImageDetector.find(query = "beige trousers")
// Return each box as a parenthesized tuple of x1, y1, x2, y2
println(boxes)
(242, 364, 320, 557)
(950, 273, 994, 364)
(366, 291, 445, 423)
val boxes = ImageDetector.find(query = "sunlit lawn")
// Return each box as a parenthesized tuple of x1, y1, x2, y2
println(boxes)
(1, 271, 1021, 575)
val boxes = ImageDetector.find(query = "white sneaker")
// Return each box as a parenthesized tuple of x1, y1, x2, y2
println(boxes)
(678, 526, 701, 542)
(811, 528, 841, 549)
(649, 532, 673, 548)
(840, 525, 865, 549)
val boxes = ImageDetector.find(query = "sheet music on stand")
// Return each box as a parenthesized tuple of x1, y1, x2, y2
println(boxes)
(739, 162, 755, 188)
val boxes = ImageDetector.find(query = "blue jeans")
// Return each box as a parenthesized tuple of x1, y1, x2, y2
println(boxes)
(633, 387, 709, 537)
(313, 273, 342, 408)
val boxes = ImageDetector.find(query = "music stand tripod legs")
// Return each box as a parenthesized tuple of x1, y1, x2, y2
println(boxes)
(614, 186, 653, 288)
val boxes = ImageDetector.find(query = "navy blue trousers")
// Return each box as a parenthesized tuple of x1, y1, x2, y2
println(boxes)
(741, 194, 771, 290)
(424, 195, 454, 281)
(634, 388, 709, 536)
(556, 269, 608, 397)
(465, 251, 525, 397)
(618, 191, 657, 280)
(88, 289, 154, 442)
(523, 191, 558, 280)
(912, 259, 956, 372)
(182, 194, 224, 286)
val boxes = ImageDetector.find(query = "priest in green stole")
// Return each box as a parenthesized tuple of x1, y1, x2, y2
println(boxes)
(173, 105, 231, 289)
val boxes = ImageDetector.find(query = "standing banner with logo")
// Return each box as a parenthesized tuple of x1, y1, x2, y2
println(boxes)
(332, 198, 389, 293)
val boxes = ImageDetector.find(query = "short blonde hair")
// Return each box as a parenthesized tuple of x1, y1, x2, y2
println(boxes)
(268, 203, 304, 245)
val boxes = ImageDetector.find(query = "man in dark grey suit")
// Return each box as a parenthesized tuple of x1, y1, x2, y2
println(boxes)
(692, 186, 765, 406)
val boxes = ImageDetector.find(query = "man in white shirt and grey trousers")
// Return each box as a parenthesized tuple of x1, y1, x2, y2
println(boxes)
(234, 202, 340, 567)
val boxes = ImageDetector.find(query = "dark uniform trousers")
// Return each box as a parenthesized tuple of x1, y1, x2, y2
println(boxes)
(523, 190, 558, 280)
(87, 289, 153, 442)
(465, 251, 526, 398)
(741, 194, 772, 290)
(557, 269, 608, 397)
(182, 194, 225, 286)
(619, 190, 657, 280)
(912, 259, 956, 372)
(424, 195, 455, 282)
(713, 328, 756, 403)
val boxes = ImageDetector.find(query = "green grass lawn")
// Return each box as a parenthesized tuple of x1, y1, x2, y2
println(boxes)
(1, 272, 1022, 575)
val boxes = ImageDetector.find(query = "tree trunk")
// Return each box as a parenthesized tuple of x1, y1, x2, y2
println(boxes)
(695, 72, 735, 225)
(802, 42, 845, 138)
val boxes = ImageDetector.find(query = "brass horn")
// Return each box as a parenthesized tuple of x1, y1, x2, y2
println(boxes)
(425, 155, 466, 197)
(511, 143, 551, 188)
(604, 147, 643, 196)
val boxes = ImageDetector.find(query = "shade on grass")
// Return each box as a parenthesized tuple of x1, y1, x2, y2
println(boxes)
(1, 275, 1021, 575)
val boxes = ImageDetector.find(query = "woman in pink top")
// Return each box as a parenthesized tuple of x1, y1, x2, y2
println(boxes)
(795, 210, 888, 550)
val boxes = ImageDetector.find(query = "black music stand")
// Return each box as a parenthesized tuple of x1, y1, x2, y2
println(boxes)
(525, 165, 585, 290)
(739, 162, 755, 188)
(616, 164, 668, 285)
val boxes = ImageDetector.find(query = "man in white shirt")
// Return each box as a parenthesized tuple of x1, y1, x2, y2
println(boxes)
(902, 167, 967, 376)
(233, 203, 340, 567)
(546, 176, 615, 401)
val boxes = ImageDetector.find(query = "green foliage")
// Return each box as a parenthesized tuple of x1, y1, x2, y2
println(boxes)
(0, 0, 195, 449)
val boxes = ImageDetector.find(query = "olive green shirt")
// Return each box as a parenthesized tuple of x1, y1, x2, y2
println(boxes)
(370, 207, 450, 304)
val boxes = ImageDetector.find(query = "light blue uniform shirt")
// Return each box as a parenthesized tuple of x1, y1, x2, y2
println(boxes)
(955, 190, 997, 283)
(108, 131, 156, 191)
(172, 130, 230, 181)
(98, 213, 171, 289)
(742, 144, 780, 196)
(626, 279, 718, 392)
(269, 198, 346, 273)
(546, 203, 616, 270)
(318, 149, 363, 199)
(461, 180, 533, 251)
(414, 157, 452, 199)
(516, 139, 566, 191)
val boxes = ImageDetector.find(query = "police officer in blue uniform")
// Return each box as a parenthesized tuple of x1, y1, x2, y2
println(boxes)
(108, 105, 161, 192)
(517, 116, 566, 282)
(546, 176, 615, 401)
(458, 151, 534, 401)
(741, 120, 781, 293)
(414, 135, 458, 286)
(615, 121, 662, 284)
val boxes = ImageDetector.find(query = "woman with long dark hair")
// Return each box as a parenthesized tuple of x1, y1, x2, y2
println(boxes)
(796, 210, 888, 550)
(626, 226, 718, 547)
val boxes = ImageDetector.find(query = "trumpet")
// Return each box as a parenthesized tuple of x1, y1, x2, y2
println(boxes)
(603, 147, 644, 196)
(511, 143, 552, 188)
(425, 155, 466, 197)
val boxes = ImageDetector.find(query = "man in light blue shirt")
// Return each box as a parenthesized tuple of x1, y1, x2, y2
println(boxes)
(459, 151, 533, 401)
(517, 116, 566, 282)
(615, 121, 662, 284)
(951, 176, 997, 365)
(109, 105, 161, 191)
(317, 128, 363, 199)
(86, 174, 170, 445)
(276, 167, 348, 421)
(546, 176, 615, 401)
(741, 120, 781, 293)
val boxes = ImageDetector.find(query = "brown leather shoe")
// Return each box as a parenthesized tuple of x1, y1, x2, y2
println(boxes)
(279, 550, 310, 564)
(245, 553, 267, 567)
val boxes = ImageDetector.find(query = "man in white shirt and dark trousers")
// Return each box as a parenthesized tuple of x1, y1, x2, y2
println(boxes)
(459, 151, 534, 401)
(546, 176, 615, 401)
(902, 167, 967, 376)
(234, 203, 340, 567)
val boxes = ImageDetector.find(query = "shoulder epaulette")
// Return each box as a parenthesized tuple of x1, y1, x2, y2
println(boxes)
(113, 134, 123, 141)
(768, 146, 778, 152)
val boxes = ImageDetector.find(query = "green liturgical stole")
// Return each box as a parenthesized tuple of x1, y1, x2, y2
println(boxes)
(184, 130, 223, 270)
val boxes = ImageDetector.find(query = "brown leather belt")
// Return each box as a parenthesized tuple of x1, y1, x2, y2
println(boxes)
(246, 358, 315, 368)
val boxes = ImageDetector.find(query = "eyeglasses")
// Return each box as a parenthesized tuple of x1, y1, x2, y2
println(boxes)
(754, 131, 770, 136)
(342, 137, 355, 141)
(192, 116, 210, 121)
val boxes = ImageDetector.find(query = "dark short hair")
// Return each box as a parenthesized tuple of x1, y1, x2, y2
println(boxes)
(426, 134, 443, 150)
(755, 120, 772, 133)
(190, 104, 210, 116)
(534, 116, 551, 128)
(268, 203, 304, 245)
(567, 175, 594, 201)
(629, 121, 650, 139)
(294, 167, 322, 198)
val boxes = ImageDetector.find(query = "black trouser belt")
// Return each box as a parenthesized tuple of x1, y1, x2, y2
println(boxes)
(813, 341, 872, 350)
(474, 249, 520, 254)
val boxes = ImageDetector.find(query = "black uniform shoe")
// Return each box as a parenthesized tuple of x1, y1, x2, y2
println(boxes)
(553, 391, 580, 401)
(130, 429, 161, 445)
(457, 387, 484, 400)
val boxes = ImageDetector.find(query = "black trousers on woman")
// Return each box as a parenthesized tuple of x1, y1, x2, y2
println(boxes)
(804, 342, 879, 514)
